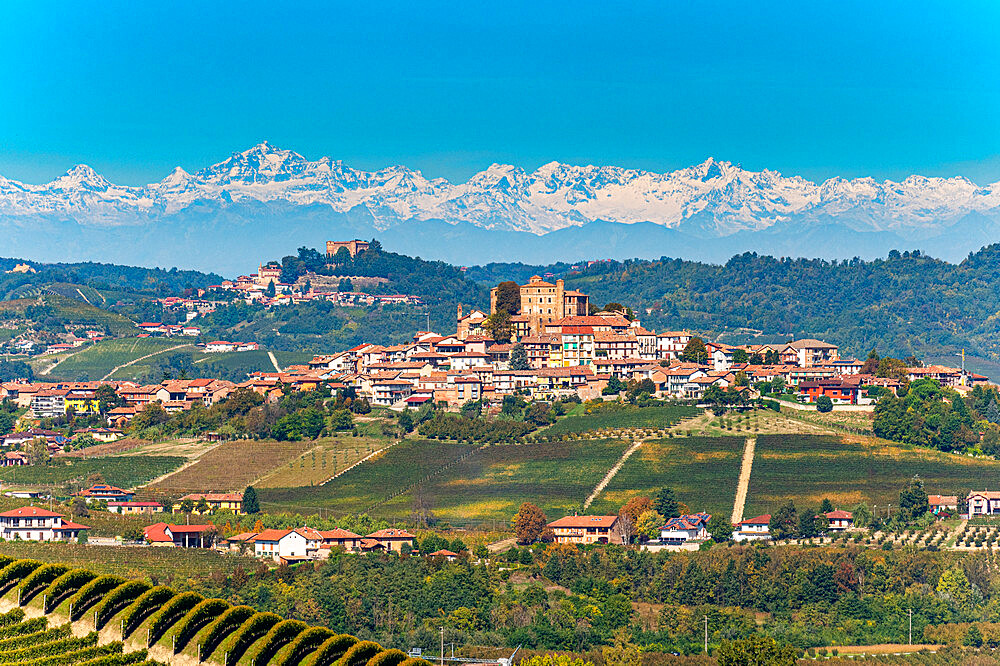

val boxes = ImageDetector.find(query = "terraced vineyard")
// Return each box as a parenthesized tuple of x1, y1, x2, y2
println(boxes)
(0, 556, 432, 665)
(47, 337, 188, 380)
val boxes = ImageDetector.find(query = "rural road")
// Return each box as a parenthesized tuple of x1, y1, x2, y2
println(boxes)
(101, 343, 193, 380)
(267, 351, 282, 372)
(731, 437, 756, 524)
(583, 439, 644, 510)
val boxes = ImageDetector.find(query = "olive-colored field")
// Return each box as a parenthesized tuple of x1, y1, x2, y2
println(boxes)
(255, 436, 389, 488)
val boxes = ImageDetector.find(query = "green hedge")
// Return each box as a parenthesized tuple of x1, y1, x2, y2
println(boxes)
(199, 604, 255, 660)
(0, 626, 71, 652)
(250, 618, 308, 666)
(273, 626, 335, 666)
(118, 587, 175, 638)
(41, 569, 96, 613)
(304, 634, 358, 666)
(225, 612, 281, 665)
(67, 576, 126, 621)
(0, 560, 43, 598)
(0, 631, 97, 664)
(366, 649, 410, 666)
(91, 581, 150, 629)
(337, 640, 382, 666)
(171, 598, 229, 653)
(145, 591, 201, 646)
(17, 564, 70, 607)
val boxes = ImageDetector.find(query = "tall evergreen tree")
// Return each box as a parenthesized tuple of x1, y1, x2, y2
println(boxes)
(242, 485, 260, 514)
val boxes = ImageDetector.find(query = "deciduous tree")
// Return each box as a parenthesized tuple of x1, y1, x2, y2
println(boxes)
(513, 502, 547, 544)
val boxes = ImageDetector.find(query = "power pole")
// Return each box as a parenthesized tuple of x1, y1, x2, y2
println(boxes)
(908, 608, 913, 645)
(703, 615, 708, 654)
(440, 626, 444, 666)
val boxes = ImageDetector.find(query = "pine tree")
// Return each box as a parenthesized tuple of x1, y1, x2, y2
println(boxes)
(508, 344, 530, 370)
(242, 485, 260, 514)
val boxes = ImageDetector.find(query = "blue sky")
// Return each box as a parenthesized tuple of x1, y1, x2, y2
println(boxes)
(1, 1, 999, 185)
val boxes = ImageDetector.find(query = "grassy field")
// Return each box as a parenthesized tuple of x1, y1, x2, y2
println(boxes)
(143, 439, 313, 497)
(45, 336, 188, 380)
(0, 455, 184, 490)
(745, 434, 1000, 516)
(589, 436, 746, 517)
(373, 438, 633, 523)
(256, 436, 388, 488)
(260, 439, 478, 516)
(0, 541, 256, 582)
(543, 404, 699, 436)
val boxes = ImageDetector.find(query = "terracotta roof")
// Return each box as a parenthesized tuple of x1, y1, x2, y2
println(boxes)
(428, 549, 458, 557)
(251, 529, 293, 542)
(366, 528, 414, 539)
(0, 506, 64, 518)
(548, 515, 618, 529)
(738, 514, 771, 526)
(824, 510, 853, 519)
(319, 528, 361, 540)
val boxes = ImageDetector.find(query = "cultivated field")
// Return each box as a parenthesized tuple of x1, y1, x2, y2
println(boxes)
(589, 436, 746, 517)
(0, 456, 184, 490)
(373, 438, 633, 523)
(260, 439, 478, 516)
(744, 434, 1000, 515)
(0, 542, 256, 581)
(48, 336, 189, 380)
(255, 436, 388, 488)
(143, 440, 313, 497)
(543, 404, 699, 436)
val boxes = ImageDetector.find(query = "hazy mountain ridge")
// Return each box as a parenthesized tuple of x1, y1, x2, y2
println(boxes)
(3, 141, 1000, 272)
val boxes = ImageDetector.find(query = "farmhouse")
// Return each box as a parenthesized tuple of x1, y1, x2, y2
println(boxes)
(365, 528, 415, 553)
(76, 484, 134, 503)
(174, 492, 244, 514)
(822, 509, 854, 531)
(249, 528, 322, 562)
(0, 506, 89, 542)
(733, 514, 771, 542)
(107, 501, 164, 515)
(659, 513, 711, 545)
(929, 495, 959, 516)
(547, 515, 624, 546)
(967, 491, 1000, 517)
(144, 522, 215, 548)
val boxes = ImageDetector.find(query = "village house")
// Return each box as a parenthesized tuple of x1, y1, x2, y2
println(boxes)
(547, 515, 624, 546)
(76, 484, 134, 503)
(822, 509, 854, 531)
(733, 514, 771, 542)
(365, 528, 415, 553)
(173, 492, 244, 514)
(144, 522, 215, 548)
(249, 528, 322, 562)
(929, 495, 959, 516)
(107, 501, 164, 515)
(967, 491, 1000, 517)
(0, 506, 89, 542)
(659, 513, 711, 545)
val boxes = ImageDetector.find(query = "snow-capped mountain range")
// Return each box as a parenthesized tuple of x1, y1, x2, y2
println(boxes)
(3, 141, 999, 237)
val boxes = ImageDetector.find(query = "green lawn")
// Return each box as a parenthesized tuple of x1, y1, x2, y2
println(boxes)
(260, 439, 478, 515)
(543, 404, 699, 436)
(0, 456, 184, 490)
(745, 434, 1000, 516)
(373, 438, 632, 523)
(589, 436, 746, 518)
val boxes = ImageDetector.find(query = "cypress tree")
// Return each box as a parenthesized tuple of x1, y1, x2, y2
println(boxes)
(242, 485, 260, 514)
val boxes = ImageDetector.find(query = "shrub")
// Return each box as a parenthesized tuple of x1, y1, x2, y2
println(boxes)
(68, 576, 126, 621)
(0, 631, 98, 663)
(17, 564, 70, 606)
(303, 633, 357, 666)
(0, 609, 26, 629)
(251, 619, 308, 666)
(41, 570, 96, 613)
(272, 626, 334, 666)
(0, 560, 44, 598)
(224, 612, 281, 665)
(145, 591, 202, 646)
(118, 587, 175, 638)
(199, 605, 255, 660)
(0, 616, 44, 640)
(337, 640, 383, 666)
(172, 598, 230, 653)
(0, 625, 71, 651)
(91, 581, 150, 629)
(367, 649, 410, 666)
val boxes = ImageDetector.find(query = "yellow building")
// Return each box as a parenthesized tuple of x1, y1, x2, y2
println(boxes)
(174, 492, 245, 515)
(489, 276, 589, 338)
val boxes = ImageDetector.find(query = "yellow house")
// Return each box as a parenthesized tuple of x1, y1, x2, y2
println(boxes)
(173, 492, 244, 515)
(65, 392, 100, 414)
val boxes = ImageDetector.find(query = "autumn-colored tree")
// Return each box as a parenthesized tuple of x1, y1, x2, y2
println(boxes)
(619, 496, 653, 523)
(513, 502, 547, 544)
(680, 337, 709, 364)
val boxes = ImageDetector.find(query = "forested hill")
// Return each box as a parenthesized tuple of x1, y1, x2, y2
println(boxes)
(474, 244, 1000, 364)
(0, 257, 222, 300)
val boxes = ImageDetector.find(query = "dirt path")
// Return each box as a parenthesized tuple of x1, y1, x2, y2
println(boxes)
(267, 350, 281, 372)
(731, 437, 756, 524)
(38, 346, 88, 376)
(101, 343, 193, 380)
(583, 439, 643, 510)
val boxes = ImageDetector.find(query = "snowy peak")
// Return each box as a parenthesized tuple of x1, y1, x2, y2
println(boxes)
(1, 142, 999, 236)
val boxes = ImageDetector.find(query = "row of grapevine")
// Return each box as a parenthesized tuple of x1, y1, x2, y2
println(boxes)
(0, 559, 433, 665)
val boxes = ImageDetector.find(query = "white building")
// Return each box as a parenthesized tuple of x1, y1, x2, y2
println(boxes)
(658, 513, 711, 545)
(733, 514, 771, 542)
(0, 506, 88, 542)
(250, 528, 322, 562)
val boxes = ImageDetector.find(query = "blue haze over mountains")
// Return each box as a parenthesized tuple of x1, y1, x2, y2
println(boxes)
(1, 142, 998, 274)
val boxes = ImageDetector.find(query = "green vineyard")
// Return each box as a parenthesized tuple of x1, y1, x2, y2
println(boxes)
(0, 556, 432, 666)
